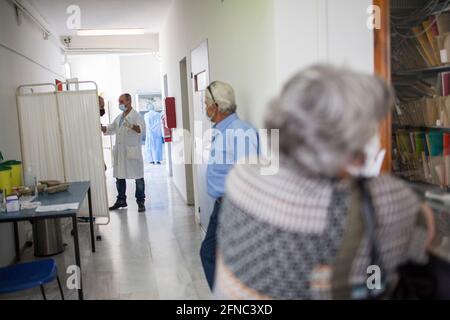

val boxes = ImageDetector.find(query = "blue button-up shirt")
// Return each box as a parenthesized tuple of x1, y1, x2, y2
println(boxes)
(207, 113, 259, 199)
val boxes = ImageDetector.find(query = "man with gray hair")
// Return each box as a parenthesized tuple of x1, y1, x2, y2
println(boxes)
(200, 81, 259, 289)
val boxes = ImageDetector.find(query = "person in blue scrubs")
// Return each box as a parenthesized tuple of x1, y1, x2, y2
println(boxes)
(144, 109, 164, 164)
(199, 81, 259, 290)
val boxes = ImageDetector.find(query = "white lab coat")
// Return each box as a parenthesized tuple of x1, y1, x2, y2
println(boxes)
(104, 109, 146, 179)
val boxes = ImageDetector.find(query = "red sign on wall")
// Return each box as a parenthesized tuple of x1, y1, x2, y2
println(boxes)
(161, 114, 172, 143)
(165, 97, 177, 129)
(55, 79, 63, 92)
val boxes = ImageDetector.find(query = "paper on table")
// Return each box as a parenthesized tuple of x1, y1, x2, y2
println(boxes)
(35, 203, 80, 213)
(21, 201, 41, 210)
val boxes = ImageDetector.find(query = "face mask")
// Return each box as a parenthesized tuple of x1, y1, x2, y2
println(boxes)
(206, 105, 216, 122)
(346, 132, 386, 178)
(119, 104, 127, 112)
(100, 109, 106, 117)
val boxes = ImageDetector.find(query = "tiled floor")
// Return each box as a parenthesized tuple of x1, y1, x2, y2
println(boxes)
(1, 164, 212, 300)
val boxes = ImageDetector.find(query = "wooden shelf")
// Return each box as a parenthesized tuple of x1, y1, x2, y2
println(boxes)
(394, 65, 450, 77)
(404, 179, 449, 192)
(394, 125, 450, 131)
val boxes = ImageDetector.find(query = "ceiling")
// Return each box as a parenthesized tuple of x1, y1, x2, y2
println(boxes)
(27, 0, 173, 36)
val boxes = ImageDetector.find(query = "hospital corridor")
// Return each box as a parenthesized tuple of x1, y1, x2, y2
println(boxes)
(1, 0, 450, 308)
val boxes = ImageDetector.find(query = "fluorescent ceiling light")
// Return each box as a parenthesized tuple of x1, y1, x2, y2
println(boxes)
(76, 29, 145, 36)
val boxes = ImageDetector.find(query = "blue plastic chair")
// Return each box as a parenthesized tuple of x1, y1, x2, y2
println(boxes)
(0, 259, 64, 300)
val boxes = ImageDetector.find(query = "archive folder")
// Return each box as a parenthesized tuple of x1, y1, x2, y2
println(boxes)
(430, 12, 450, 37)
(423, 19, 442, 64)
(445, 133, 450, 186)
(412, 26, 440, 66)
(427, 131, 444, 185)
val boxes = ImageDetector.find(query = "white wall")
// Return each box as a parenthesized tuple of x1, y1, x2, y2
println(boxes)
(69, 53, 162, 114)
(68, 54, 122, 113)
(120, 53, 162, 99)
(68, 53, 123, 165)
(274, 0, 327, 89)
(0, 0, 65, 266)
(326, 0, 374, 72)
(160, 0, 375, 208)
(274, 0, 374, 89)
(160, 0, 276, 202)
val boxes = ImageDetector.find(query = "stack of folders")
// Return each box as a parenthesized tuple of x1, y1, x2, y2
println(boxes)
(395, 96, 450, 127)
(411, 24, 441, 68)
(395, 130, 450, 187)
(396, 131, 426, 182)
(428, 131, 444, 185)
(392, 38, 433, 71)
(392, 12, 450, 71)
(431, 12, 450, 65)
(394, 75, 450, 127)
(394, 78, 437, 100)
(445, 133, 450, 186)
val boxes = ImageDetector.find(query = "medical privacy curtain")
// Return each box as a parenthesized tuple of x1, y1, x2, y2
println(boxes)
(56, 90, 108, 217)
(17, 93, 65, 182)
(17, 90, 109, 218)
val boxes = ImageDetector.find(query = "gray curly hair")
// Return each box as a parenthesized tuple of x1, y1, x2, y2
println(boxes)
(205, 81, 237, 114)
(266, 65, 393, 177)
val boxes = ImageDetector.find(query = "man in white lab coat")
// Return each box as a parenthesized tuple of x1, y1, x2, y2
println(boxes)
(102, 94, 147, 212)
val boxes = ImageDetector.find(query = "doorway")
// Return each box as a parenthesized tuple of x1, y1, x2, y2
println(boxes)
(191, 40, 214, 230)
(179, 58, 195, 206)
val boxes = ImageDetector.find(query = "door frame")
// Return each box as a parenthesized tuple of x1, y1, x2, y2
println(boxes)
(179, 57, 195, 205)
(373, 0, 392, 173)
(190, 39, 215, 229)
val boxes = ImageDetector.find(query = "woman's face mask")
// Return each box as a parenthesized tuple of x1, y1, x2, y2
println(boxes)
(346, 132, 386, 178)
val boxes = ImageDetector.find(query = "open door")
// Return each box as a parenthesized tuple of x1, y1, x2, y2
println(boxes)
(191, 40, 215, 230)
(179, 57, 195, 205)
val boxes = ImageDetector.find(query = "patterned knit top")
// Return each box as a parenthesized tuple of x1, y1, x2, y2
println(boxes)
(214, 159, 428, 300)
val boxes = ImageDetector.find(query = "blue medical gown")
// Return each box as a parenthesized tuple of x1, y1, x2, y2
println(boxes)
(144, 111, 164, 163)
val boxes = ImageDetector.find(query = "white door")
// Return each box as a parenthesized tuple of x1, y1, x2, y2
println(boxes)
(191, 40, 215, 230)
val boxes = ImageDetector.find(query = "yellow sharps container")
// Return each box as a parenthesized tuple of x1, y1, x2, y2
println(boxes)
(2, 160, 23, 187)
(0, 165, 12, 196)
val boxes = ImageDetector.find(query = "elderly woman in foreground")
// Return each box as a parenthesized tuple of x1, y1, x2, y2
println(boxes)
(214, 65, 434, 300)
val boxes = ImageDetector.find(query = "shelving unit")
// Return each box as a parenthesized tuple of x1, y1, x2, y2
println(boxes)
(394, 125, 450, 130)
(387, 0, 450, 190)
(374, 0, 450, 209)
(394, 65, 450, 76)
(373, 2, 450, 264)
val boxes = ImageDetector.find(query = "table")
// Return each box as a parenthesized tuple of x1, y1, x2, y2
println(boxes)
(0, 182, 95, 300)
